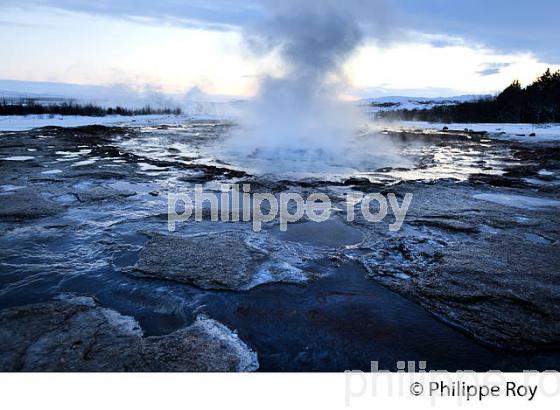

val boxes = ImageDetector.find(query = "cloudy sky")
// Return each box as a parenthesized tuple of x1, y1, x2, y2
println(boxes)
(0, 0, 558, 98)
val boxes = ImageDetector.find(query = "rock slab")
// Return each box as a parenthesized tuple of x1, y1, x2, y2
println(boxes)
(132, 231, 268, 290)
(0, 297, 259, 372)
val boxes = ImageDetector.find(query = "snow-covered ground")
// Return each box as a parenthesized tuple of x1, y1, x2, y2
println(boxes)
(0, 114, 197, 132)
(382, 121, 560, 142)
(1, 113, 559, 144)
(358, 96, 560, 143)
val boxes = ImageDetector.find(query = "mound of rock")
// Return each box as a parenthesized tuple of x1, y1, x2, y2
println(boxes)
(0, 190, 65, 220)
(358, 184, 560, 351)
(414, 235, 560, 351)
(132, 231, 269, 290)
(0, 296, 258, 372)
(74, 186, 136, 202)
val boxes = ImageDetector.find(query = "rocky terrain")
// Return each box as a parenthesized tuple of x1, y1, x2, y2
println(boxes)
(0, 296, 258, 371)
(356, 180, 560, 350)
(0, 121, 559, 371)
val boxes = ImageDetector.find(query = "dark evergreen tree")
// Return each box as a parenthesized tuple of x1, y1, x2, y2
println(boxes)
(376, 69, 560, 123)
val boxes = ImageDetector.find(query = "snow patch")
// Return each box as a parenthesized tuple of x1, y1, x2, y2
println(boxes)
(474, 193, 560, 209)
(101, 308, 144, 337)
(193, 315, 259, 372)
(250, 260, 309, 288)
(1, 156, 35, 161)
(71, 159, 98, 167)
(0, 184, 24, 192)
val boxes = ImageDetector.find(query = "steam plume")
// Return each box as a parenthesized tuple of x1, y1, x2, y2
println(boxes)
(231, 0, 390, 171)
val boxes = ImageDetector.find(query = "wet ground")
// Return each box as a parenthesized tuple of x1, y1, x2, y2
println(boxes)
(0, 121, 559, 371)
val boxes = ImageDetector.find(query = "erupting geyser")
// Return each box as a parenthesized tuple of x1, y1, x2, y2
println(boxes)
(229, 0, 393, 173)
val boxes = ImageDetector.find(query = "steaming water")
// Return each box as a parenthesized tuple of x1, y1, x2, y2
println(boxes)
(116, 122, 512, 183)
(221, 129, 405, 179)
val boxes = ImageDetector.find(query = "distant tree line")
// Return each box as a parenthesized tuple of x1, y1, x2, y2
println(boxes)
(377, 69, 560, 123)
(0, 100, 182, 116)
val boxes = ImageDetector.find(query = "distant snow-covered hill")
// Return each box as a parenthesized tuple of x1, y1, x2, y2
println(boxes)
(360, 95, 488, 112)
(0, 79, 240, 114)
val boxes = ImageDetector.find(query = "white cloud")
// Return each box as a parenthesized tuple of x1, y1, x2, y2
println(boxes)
(0, 8, 270, 96)
(0, 8, 558, 98)
(345, 35, 559, 97)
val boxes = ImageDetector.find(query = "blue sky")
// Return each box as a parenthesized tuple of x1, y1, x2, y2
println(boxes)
(0, 0, 558, 98)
